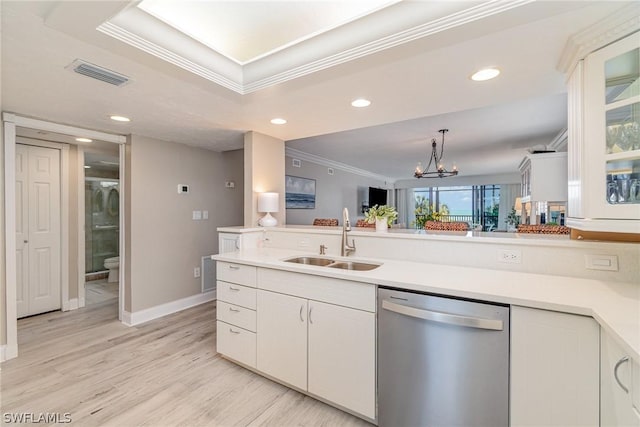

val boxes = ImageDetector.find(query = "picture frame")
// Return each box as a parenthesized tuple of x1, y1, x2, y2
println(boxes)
(286, 175, 316, 209)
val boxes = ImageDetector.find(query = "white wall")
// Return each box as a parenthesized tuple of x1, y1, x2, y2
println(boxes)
(244, 131, 285, 227)
(285, 156, 388, 225)
(127, 135, 243, 312)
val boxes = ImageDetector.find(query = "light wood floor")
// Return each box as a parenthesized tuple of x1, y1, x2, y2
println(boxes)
(1, 297, 373, 426)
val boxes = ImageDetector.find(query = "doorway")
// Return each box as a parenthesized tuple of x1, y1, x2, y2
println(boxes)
(2, 113, 126, 361)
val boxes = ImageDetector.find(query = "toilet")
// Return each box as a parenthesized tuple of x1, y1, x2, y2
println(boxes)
(104, 256, 119, 283)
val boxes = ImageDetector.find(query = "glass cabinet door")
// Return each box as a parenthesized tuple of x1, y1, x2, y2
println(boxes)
(604, 44, 640, 205)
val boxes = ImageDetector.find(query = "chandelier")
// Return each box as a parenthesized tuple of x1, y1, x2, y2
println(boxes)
(414, 129, 459, 178)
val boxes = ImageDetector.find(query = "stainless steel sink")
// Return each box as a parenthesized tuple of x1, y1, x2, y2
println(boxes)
(285, 256, 335, 266)
(326, 261, 381, 271)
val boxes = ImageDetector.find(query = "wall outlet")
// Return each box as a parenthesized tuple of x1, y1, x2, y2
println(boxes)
(177, 184, 189, 194)
(498, 249, 522, 264)
(585, 254, 618, 271)
(194, 267, 201, 278)
(225, 181, 235, 188)
(298, 238, 310, 248)
(192, 210, 202, 220)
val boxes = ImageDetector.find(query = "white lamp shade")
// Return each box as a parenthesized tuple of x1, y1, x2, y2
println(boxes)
(258, 192, 279, 213)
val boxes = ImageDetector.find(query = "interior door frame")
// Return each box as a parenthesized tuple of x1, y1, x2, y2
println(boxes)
(2, 113, 126, 361)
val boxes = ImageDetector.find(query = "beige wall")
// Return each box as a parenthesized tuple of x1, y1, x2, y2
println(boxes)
(127, 135, 243, 312)
(244, 131, 285, 227)
(285, 156, 388, 225)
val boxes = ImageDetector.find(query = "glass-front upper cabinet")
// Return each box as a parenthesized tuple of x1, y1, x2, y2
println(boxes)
(604, 44, 639, 205)
(579, 31, 640, 229)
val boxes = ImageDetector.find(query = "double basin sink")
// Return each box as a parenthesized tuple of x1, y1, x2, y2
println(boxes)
(284, 256, 381, 271)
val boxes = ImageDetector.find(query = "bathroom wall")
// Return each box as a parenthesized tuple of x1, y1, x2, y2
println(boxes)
(127, 135, 243, 313)
(284, 155, 389, 225)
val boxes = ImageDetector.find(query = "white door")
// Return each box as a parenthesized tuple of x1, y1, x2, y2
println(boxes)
(256, 289, 307, 390)
(307, 300, 376, 419)
(16, 144, 61, 318)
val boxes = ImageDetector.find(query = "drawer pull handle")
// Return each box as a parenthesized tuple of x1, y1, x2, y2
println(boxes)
(229, 307, 240, 313)
(228, 265, 240, 270)
(229, 328, 240, 334)
(229, 286, 240, 291)
(309, 306, 314, 324)
(614, 356, 630, 393)
(299, 305, 304, 322)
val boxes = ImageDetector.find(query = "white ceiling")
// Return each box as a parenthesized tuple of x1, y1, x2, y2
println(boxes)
(0, 1, 633, 181)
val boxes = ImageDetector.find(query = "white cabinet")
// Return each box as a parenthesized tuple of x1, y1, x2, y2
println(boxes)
(510, 306, 599, 427)
(601, 330, 640, 427)
(256, 268, 376, 420)
(256, 290, 308, 390)
(216, 262, 257, 368)
(567, 32, 640, 233)
(218, 232, 241, 253)
(519, 152, 568, 202)
(307, 300, 375, 419)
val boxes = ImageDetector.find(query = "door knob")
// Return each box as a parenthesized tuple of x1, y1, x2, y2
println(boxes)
(24, 240, 28, 244)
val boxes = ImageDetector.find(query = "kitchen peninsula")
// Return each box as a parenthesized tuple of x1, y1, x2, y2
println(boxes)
(214, 225, 640, 426)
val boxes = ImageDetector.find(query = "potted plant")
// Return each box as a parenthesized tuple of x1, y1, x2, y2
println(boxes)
(365, 204, 398, 232)
(505, 208, 519, 232)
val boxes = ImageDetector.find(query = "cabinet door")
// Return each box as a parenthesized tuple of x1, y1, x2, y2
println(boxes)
(218, 233, 240, 253)
(510, 306, 599, 427)
(601, 331, 640, 427)
(256, 290, 307, 390)
(307, 300, 375, 419)
(583, 33, 640, 223)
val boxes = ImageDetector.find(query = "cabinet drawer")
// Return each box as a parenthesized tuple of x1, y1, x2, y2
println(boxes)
(258, 268, 375, 312)
(217, 321, 256, 368)
(217, 301, 256, 332)
(217, 281, 257, 310)
(217, 262, 257, 287)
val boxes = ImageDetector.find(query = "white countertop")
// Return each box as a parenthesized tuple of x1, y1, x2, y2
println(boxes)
(213, 247, 640, 360)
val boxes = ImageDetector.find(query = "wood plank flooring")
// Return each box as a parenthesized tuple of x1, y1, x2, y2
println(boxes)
(1, 296, 373, 426)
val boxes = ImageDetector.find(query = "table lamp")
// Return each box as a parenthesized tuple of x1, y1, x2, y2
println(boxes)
(258, 192, 279, 227)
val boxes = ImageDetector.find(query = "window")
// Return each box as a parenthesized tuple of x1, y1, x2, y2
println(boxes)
(412, 185, 502, 231)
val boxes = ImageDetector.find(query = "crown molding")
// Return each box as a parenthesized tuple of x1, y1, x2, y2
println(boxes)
(286, 147, 395, 184)
(548, 128, 568, 152)
(99, 0, 534, 95)
(558, 3, 640, 75)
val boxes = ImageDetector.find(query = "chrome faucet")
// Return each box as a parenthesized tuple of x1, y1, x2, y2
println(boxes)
(341, 207, 356, 257)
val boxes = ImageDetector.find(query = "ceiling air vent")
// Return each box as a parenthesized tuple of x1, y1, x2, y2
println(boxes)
(67, 59, 130, 87)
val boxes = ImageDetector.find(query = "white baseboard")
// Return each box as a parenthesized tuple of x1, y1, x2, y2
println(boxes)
(122, 291, 216, 327)
(62, 298, 79, 311)
(78, 297, 86, 308)
(1, 344, 18, 362)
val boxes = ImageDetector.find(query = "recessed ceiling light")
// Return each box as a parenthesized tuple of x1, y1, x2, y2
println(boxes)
(271, 118, 287, 125)
(351, 98, 371, 108)
(84, 165, 91, 169)
(110, 115, 131, 122)
(75, 137, 93, 143)
(471, 67, 500, 81)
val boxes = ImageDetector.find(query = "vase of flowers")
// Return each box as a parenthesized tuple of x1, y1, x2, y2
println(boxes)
(364, 204, 398, 233)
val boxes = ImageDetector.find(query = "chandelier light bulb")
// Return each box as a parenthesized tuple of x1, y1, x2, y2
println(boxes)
(415, 162, 423, 174)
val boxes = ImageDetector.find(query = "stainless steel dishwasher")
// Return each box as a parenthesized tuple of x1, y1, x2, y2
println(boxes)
(378, 287, 510, 427)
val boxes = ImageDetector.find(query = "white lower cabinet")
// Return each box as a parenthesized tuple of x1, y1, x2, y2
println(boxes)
(216, 321, 256, 368)
(255, 268, 376, 420)
(601, 330, 640, 427)
(510, 306, 599, 427)
(256, 290, 308, 390)
(307, 300, 375, 419)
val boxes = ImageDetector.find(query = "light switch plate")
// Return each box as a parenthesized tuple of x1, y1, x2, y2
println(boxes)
(203, 210, 209, 220)
(585, 254, 618, 271)
(192, 210, 202, 220)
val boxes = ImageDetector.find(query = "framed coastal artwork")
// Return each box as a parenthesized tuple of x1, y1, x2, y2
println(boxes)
(286, 175, 316, 209)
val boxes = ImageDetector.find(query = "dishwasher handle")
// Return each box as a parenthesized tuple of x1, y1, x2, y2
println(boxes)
(382, 299, 504, 331)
